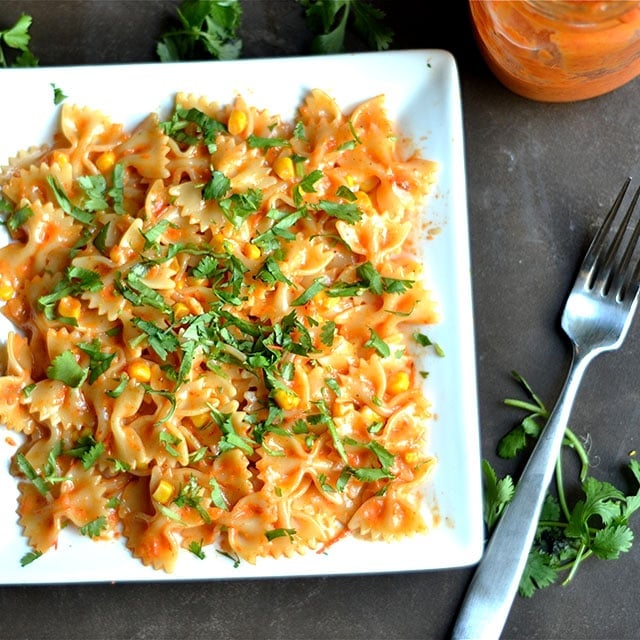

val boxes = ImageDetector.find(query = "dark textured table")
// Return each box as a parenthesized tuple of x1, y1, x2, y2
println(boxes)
(2, 2, 640, 639)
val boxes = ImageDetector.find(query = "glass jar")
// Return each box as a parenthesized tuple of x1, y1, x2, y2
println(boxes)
(468, 1, 640, 102)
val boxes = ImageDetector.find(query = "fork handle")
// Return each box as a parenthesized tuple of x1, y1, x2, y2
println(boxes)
(451, 350, 592, 640)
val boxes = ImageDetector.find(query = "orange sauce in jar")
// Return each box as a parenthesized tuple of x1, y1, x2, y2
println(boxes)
(469, 1, 640, 102)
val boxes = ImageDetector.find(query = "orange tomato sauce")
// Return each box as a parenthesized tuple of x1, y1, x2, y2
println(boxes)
(469, 0, 640, 102)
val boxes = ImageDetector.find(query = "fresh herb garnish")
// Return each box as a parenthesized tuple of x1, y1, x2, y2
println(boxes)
(46, 350, 88, 388)
(51, 83, 67, 105)
(79, 516, 107, 539)
(0, 14, 37, 68)
(157, 0, 242, 62)
(20, 550, 43, 566)
(298, 0, 394, 54)
(484, 371, 640, 597)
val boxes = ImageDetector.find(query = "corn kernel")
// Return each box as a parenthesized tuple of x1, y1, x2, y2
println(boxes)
(360, 406, 379, 426)
(273, 156, 295, 181)
(152, 479, 173, 504)
(57, 295, 81, 320)
(387, 371, 410, 395)
(110, 245, 126, 265)
(0, 283, 14, 301)
(51, 150, 69, 166)
(228, 109, 247, 136)
(345, 175, 356, 187)
(191, 413, 210, 428)
(173, 302, 191, 321)
(211, 233, 227, 253)
(355, 191, 372, 208)
(273, 388, 300, 411)
(96, 151, 116, 173)
(243, 243, 261, 260)
(333, 402, 351, 418)
(316, 291, 338, 310)
(404, 450, 420, 465)
(128, 359, 151, 383)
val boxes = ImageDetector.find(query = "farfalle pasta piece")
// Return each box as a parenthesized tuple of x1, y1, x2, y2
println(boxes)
(58, 104, 125, 175)
(115, 114, 170, 180)
(18, 460, 108, 553)
(0, 333, 36, 435)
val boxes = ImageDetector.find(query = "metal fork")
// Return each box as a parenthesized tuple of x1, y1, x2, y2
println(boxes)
(451, 178, 640, 640)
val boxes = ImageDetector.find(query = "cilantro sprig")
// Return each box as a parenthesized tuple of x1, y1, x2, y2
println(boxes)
(156, 0, 394, 62)
(0, 14, 38, 68)
(298, 0, 394, 54)
(157, 0, 242, 62)
(484, 371, 640, 597)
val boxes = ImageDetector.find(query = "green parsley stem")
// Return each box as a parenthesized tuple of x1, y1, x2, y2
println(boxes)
(503, 399, 543, 414)
(554, 453, 571, 523)
(562, 543, 590, 585)
(561, 427, 590, 481)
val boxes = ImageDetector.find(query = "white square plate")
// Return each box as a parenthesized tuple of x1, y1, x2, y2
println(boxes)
(0, 50, 483, 583)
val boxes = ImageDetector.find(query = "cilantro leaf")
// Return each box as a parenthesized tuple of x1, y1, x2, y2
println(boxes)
(157, 0, 242, 62)
(188, 540, 206, 559)
(320, 320, 336, 347)
(565, 477, 625, 542)
(219, 188, 262, 227)
(4, 204, 33, 236)
(65, 434, 105, 469)
(0, 14, 38, 68)
(77, 339, 116, 384)
(299, 0, 394, 54)
(46, 350, 88, 388)
(79, 516, 107, 538)
(38, 266, 102, 324)
(291, 278, 325, 306)
(20, 550, 43, 567)
(160, 106, 227, 152)
(203, 170, 231, 201)
(519, 550, 559, 598)
(315, 199, 362, 223)
(591, 525, 634, 560)
(51, 83, 67, 105)
(247, 134, 291, 150)
(482, 459, 514, 531)
(487, 371, 640, 598)
(265, 527, 296, 542)
(364, 328, 390, 358)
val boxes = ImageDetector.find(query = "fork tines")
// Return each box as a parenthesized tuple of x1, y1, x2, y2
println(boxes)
(584, 178, 640, 301)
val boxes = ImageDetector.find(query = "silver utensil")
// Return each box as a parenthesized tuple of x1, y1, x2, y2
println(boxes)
(451, 178, 640, 640)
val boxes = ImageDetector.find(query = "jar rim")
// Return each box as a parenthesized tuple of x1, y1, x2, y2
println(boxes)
(525, 1, 640, 25)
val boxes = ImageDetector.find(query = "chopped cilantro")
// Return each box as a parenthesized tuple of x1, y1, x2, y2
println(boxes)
(188, 540, 206, 559)
(46, 350, 88, 388)
(364, 328, 390, 358)
(80, 516, 107, 538)
(20, 550, 43, 566)
(202, 170, 231, 201)
(46, 176, 94, 225)
(77, 339, 116, 384)
(51, 83, 67, 105)
(265, 527, 296, 542)
(160, 106, 227, 152)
